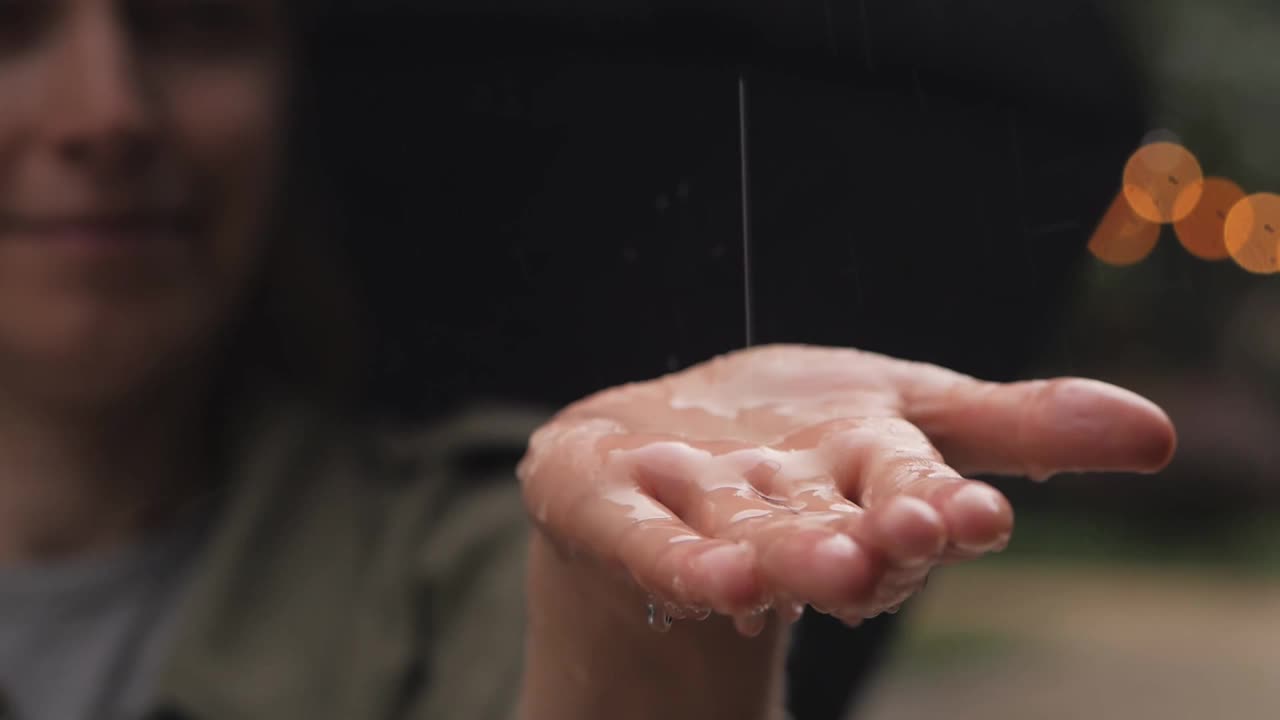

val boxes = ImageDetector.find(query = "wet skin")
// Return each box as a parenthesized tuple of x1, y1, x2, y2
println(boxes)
(518, 344, 1176, 717)
(0, 3, 1178, 717)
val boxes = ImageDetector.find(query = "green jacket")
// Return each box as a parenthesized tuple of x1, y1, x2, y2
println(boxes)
(148, 398, 549, 720)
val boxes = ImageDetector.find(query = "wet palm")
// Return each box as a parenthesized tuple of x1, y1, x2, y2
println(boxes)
(518, 344, 1176, 634)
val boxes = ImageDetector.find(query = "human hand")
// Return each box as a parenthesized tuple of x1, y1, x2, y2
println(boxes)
(517, 344, 1175, 633)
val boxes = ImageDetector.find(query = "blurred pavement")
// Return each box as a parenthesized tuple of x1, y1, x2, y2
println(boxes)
(853, 562, 1280, 719)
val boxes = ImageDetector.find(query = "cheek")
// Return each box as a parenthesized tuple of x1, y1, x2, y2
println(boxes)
(0, 57, 43, 215)
(165, 64, 285, 295)
(0, 53, 290, 391)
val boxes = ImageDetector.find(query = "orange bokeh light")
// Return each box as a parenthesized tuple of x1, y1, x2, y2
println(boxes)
(1122, 142, 1204, 224)
(1173, 176, 1244, 261)
(1224, 192, 1280, 274)
(1088, 191, 1161, 266)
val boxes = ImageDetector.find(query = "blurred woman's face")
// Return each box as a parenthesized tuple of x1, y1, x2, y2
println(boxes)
(0, 0, 287, 409)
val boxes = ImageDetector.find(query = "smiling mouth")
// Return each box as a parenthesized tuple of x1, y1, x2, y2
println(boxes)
(0, 212, 198, 245)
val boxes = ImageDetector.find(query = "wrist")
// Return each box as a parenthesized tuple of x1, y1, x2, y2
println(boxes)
(519, 531, 788, 720)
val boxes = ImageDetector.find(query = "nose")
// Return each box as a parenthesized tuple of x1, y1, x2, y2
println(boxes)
(37, 4, 156, 175)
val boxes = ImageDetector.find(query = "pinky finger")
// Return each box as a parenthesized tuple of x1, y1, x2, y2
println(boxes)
(617, 521, 765, 618)
(558, 487, 768, 618)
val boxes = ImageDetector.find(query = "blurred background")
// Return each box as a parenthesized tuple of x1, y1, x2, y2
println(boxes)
(300, 0, 1280, 717)
(858, 2, 1280, 718)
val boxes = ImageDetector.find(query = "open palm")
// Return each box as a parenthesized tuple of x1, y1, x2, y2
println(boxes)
(518, 344, 1175, 634)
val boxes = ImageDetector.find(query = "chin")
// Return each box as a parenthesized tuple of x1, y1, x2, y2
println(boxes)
(0, 296, 222, 414)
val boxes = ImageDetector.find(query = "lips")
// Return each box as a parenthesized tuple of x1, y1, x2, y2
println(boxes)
(0, 211, 196, 245)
